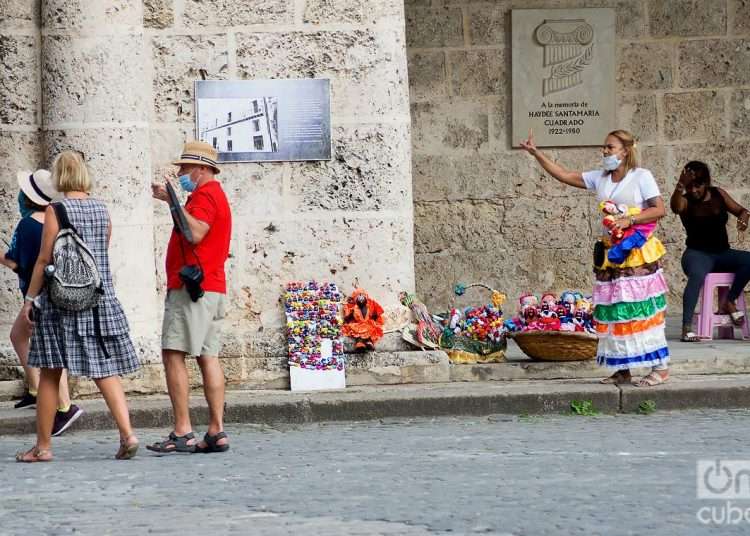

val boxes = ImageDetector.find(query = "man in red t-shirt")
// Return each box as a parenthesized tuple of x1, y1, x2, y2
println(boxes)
(148, 141, 232, 454)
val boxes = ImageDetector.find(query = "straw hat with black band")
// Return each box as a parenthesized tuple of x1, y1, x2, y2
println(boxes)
(172, 141, 221, 174)
(16, 169, 58, 207)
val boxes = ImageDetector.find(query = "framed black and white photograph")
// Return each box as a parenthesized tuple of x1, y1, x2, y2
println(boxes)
(195, 79, 332, 162)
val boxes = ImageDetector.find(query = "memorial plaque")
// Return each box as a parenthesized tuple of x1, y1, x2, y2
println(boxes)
(512, 8, 616, 147)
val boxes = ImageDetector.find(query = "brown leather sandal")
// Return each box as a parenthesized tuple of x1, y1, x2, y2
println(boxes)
(115, 434, 139, 460)
(16, 446, 53, 463)
(600, 370, 631, 385)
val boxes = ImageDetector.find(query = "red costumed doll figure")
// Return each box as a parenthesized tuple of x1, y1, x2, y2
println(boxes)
(343, 289, 385, 351)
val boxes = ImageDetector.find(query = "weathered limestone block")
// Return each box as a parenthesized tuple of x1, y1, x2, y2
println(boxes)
(70, 363, 165, 397)
(143, 0, 174, 29)
(219, 162, 285, 222)
(405, 6, 464, 48)
(239, 356, 289, 389)
(151, 34, 229, 122)
(108, 223, 160, 324)
(582, 0, 647, 39)
(236, 29, 409, 118)
(506, 0, 586, 8)
(235, 216, 414, 330)
(664, 91, 725, 142)
(648, 0, 727, 38)
(182, 0, 292, 26)
(0, 131, 40, 223)
(618, 94, 658, 144)
(500, 196, 596, 250)
(407, 50, 447, 101)
(0, 36, 39, 126)
(288, 124, 411, 213)
(42, 35, 148, 125)
(489, 94, 510, 148)
(639, 145, 671, 189)
(303, 0, 365, 24)
(412, 153, 538, 203)
(679, 39, 750, 88)
(411, 99, 490, 155)
(0, 0, 40, 28)
(414, 200, 508, 254)
(671, 143, 745, 189)
(42, 0, 142, 31)
(448, 50, 505, 97)
(466, 4, 507, 46)
(415, 245, 594, 313)
(42, 127, 152, 222)
(733, 0, 750, 35)
(0, 277, 22, 332)
(346, 350, 450, 385)
(617, 42, 673, 91)
(547, 147, 600, 176)
(730, 89, 750, 137)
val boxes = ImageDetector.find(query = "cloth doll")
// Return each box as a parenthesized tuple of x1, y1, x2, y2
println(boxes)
(343, 288, 385, 351)
(599, 199, 659, 264)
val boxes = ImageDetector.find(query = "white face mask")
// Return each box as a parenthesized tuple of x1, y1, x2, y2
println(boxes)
(602, 154, 622, 171)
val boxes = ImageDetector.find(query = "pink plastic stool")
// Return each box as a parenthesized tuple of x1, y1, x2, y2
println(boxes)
(693, 273, 750, 340)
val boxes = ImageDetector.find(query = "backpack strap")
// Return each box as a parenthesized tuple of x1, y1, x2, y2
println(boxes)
(51, 202, 78, 234)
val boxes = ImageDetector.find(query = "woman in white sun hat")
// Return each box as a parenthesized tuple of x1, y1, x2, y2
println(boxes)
(1, 170, 83, 436)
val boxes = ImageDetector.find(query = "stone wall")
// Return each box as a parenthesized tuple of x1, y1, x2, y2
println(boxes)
(408, 0, 750, 314)
(145, 0, 414, 390)
(0, 0, 43, 380)
(0, 0, 414, 392)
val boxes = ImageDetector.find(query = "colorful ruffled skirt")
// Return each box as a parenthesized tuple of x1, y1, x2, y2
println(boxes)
(593, 235, 670, 370)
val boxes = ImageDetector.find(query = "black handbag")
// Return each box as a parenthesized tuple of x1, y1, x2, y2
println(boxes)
(593, 239, 605, 268)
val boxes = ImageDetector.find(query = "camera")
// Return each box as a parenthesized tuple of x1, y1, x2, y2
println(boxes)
(179, 264, 204, 302)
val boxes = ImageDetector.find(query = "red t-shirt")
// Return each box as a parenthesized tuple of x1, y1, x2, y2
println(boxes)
(166, 180, 232, 293)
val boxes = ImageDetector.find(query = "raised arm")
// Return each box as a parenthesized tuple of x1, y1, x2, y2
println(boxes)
(151, 181, 210, 245)
(670, 168, 691, 214)
(519, 131, 586, 189)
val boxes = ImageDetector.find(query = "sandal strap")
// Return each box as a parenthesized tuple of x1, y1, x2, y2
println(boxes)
(204, 431, 227, 447)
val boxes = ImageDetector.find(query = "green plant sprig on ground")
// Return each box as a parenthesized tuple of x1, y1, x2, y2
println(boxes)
(637, 400, 657, 415)
(569, 399, 600, 416)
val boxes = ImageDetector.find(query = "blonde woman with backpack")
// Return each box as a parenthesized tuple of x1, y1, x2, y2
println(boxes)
(16, 151, 140, 462)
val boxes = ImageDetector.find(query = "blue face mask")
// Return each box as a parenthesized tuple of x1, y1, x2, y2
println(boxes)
(602, 155, 622, 171)
(179, 174, 196, 193)
(17, 191, 33, 218)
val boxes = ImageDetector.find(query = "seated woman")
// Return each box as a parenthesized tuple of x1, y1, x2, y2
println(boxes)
(670, 161, 750, 341)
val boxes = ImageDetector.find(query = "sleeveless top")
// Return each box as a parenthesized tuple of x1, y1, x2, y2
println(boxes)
(679, 187, 729, 253)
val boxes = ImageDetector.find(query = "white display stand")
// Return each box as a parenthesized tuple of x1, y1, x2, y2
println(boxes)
(290, 366, 346, 392)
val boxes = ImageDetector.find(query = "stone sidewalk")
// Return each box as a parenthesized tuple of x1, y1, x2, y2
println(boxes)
(3, 373, 750, 436)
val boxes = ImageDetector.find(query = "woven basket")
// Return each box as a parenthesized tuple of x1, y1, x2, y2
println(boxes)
(511, 331, 598, 361)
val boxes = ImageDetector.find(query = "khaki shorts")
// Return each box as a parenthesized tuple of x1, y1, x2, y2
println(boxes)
(161, 287, 227, 357)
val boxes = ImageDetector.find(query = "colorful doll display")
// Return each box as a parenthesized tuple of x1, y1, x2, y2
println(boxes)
(599, 199, 659, 264)
(342, 288, 385, 351)
(511, 291, 596, 334)
(285, 281, 345, 371)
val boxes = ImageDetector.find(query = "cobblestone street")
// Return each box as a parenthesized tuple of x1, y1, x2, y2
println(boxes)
(4, 410, 750, 535)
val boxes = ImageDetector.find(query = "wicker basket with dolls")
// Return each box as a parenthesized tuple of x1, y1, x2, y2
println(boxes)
(432, 283, 510, 364)
(507, 291, 598, 361)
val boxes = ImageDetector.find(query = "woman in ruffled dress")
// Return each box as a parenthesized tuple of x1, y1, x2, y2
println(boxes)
(521, 129, 670, 386)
